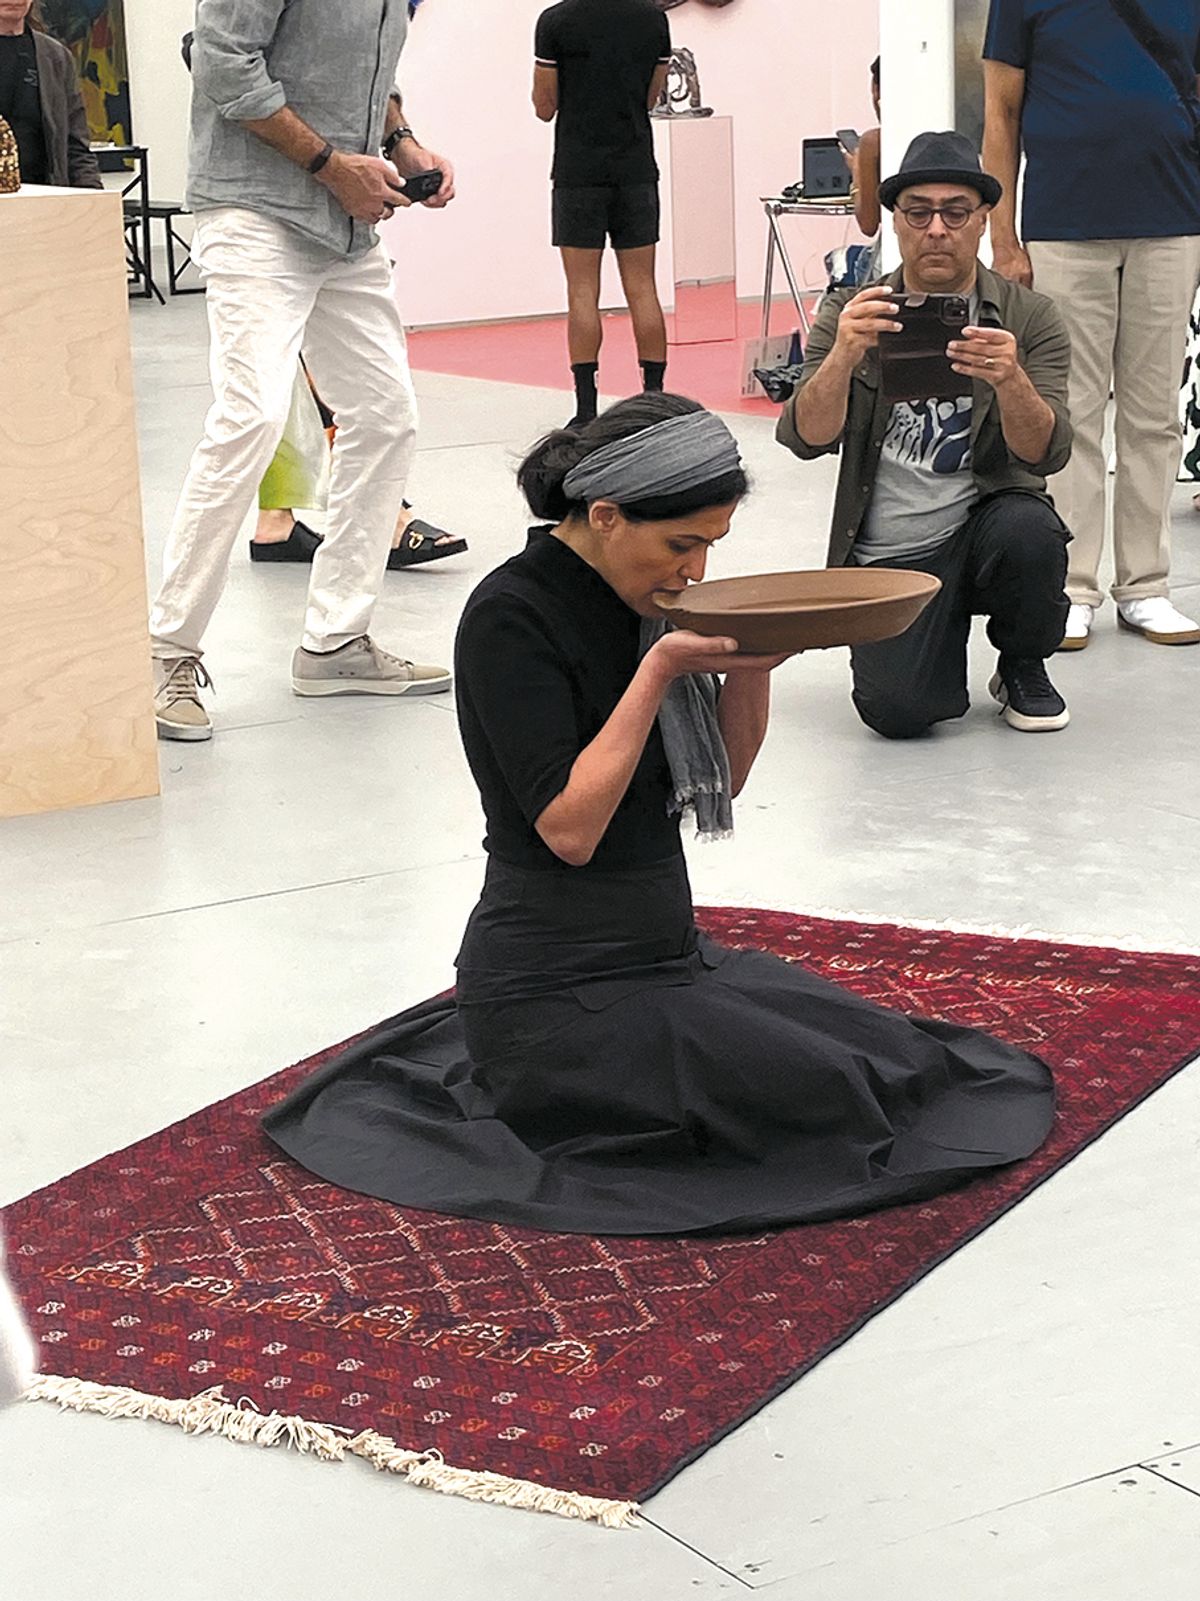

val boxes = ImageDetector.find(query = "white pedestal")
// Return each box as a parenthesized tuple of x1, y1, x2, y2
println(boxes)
(592, 115, 738, 332)
(0, 185, 159, 819)
(658, 115, 738, 345)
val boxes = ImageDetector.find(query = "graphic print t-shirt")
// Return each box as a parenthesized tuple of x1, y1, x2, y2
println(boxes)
(856, 294, 980, 564)
(535, 0, 672, 186)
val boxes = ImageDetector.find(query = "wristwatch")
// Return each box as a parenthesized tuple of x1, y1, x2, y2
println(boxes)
(382, 125, 415, 160)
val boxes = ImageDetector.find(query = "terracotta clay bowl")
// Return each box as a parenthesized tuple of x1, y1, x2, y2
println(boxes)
(654, 568, 943, 653)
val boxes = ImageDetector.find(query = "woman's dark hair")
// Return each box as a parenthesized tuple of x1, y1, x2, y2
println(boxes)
(518, 392, 749, 524)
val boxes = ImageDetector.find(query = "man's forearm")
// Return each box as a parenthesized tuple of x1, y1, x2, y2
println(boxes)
(385, 91, 417, 143)
(985, 129, 1024, 246)
(790, 347, 857, 449)
(384, 89, 442, 179)
(242, 105, 331, 172)
(982, 114, 1022, 248)
(852, 128, 881, 237)
(246, 90, 419, 167)
(996, 370, 1056, 464)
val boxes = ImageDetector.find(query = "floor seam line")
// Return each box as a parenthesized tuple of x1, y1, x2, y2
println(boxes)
(638, 1515, 756, 1588)
(0, 856, 485, 945)
(1139, 1464, 1200, 1502)
(742, 1453, 1200, 1588)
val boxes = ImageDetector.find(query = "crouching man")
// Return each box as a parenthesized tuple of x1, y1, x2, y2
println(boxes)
(778, 131, 1074, 736)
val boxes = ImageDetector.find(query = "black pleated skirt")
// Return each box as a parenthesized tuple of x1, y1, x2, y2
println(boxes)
(262, 857, 1055, 1236)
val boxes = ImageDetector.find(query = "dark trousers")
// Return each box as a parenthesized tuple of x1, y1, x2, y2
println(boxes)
(850, 491, 1071, 740)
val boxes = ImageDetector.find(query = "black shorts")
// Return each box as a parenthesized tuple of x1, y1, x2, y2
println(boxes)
(552, 183, 661, 251)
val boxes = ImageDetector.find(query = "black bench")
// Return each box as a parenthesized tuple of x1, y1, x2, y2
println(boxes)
(121, 199, 203, 300)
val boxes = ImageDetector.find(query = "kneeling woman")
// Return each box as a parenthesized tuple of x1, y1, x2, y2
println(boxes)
(264, 395, 1054, 1235)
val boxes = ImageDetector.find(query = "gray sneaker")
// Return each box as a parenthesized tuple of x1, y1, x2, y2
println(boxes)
(154, 656, 213, 742)
(291, 635, 452, 698)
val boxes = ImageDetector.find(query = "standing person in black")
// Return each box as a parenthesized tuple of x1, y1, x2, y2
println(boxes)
(0, 0, 100, 189)
(533, 0, 673, 426)
(263, 392, 1055, 1238)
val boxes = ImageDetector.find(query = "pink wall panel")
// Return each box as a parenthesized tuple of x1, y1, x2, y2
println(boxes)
(389, 0, 879, 328)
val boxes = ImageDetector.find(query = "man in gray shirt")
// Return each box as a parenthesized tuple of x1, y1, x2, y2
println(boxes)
(778, 132, 1073, 739)
(151, 0, 456, 742)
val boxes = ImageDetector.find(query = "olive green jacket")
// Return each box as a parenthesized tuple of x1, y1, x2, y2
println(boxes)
(776, 263, 1073, 568)
(32, 30, 101, 189)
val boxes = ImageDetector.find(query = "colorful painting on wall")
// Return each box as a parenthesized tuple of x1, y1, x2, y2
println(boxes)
(41, 0, 132, 147)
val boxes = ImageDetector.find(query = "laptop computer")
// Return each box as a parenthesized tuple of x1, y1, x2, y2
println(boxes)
(801, 137, 853, 199)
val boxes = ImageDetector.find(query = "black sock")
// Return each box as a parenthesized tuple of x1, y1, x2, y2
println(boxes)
(641, 359, 667, 393)
(570, 363, 599, 426)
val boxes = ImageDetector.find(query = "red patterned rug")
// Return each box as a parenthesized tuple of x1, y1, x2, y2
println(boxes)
(6, 912, 1200, 1525)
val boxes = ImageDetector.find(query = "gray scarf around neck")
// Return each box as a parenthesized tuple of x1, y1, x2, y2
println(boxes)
(639, 618, 734, 842)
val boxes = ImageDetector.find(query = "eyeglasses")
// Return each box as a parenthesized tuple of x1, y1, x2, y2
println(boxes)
(895, 203, 982, 230)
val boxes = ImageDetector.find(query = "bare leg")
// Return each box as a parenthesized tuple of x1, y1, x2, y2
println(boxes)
(560, 247, 604, 364)
(617, 245, 667, 364)
(254, 507, 297, 543)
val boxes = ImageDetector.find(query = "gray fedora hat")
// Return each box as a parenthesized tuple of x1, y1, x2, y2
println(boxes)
(879, 130, 1003, 211)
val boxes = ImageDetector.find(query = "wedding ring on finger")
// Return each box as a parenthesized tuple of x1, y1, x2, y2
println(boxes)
(985, 357, 996, 368)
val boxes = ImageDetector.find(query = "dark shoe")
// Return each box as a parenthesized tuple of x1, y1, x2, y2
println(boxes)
(387, 516, 468, 569)
(988, 655, 1070, 732)
(249, 521, 323, 563)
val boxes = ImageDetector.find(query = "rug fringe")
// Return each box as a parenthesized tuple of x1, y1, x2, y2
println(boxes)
(27, 1375, 639, 1528)
(706, 902, 1200, 957)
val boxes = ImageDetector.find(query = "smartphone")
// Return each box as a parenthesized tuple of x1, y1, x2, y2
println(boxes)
(402, 168, 444, 202)
(836, 128, 861, 154)
(878, 293, 972, 405)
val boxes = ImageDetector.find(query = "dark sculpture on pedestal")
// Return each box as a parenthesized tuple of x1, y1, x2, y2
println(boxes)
(651, 47, 714, 118)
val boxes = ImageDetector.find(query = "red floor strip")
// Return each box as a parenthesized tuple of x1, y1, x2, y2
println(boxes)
(408, 298, 803, 418)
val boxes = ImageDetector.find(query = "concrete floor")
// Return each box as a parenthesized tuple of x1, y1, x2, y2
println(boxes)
(2, 295, 1200, 1600)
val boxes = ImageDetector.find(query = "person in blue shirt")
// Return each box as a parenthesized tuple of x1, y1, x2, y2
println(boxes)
(983, 0, 1200, 649)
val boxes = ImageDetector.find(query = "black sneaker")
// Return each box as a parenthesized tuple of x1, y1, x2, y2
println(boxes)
(988, 655, 1070, 732)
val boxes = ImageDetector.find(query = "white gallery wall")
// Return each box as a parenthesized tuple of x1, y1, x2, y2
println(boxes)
(124, 0, 193, 204)
(123, 0, 879, 329)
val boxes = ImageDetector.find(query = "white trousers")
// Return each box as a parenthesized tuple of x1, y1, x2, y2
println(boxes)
(1028, 235, 1200, 606)
(149, 207, 418, 658)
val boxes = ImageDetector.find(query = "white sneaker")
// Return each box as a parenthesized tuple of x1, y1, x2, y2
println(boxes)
(291, 635, 453, 696)
(154, 656, 213, 741)
(1058, 602, 1094, 652)
(1116, 597, 1200, 646)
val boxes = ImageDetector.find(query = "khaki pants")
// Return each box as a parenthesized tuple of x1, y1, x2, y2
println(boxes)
(1028, 236, 1200, 607)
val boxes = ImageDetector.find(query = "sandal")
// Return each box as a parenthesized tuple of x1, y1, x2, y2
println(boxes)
(387, 512, 468, 570)
(249, 521, 324, 563)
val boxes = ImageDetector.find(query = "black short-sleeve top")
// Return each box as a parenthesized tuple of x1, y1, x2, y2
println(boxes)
(454, 530, 680, 872)
(534, 0, 672, 188)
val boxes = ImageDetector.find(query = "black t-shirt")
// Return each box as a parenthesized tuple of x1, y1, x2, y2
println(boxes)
(0, 31, 47, 185)
(454, 531, 681, 872)
(535, 0, 672, 187)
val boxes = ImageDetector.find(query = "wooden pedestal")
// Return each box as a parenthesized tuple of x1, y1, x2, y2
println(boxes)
(0, 185, 159, 819)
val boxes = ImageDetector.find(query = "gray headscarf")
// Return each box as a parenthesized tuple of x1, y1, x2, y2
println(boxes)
(562, 411, 742, 506)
